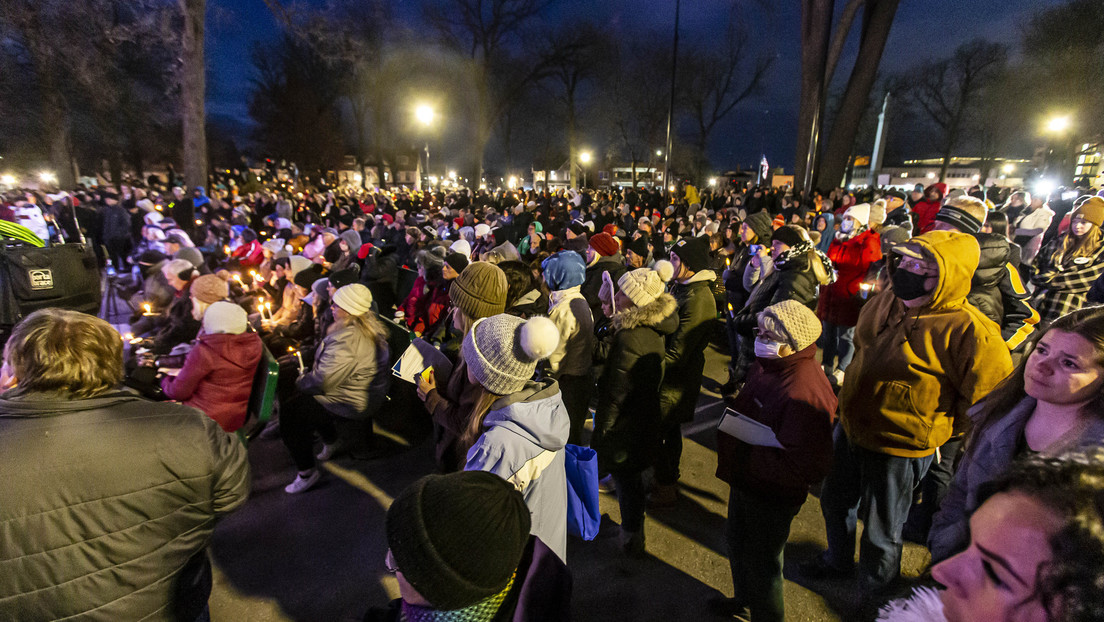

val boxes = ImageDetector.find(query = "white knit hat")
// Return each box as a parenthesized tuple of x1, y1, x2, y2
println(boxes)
(451, 239, 472, 259)
(760, 299, 821, 351)
(844, 203, 871, 227)
(332, 283, 374, 316)
(462, 314, 559, 395)
(203, 301, 248, 335)
(617, 260, 674, 308)
(288, 255, 312, 277)
(474, 223, 491, 238)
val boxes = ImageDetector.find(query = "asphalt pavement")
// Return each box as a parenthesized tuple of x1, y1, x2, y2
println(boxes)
(207, 340, 934, 622)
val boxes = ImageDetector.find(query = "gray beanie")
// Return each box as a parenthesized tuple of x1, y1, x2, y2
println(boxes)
(462, 314, 560, 395)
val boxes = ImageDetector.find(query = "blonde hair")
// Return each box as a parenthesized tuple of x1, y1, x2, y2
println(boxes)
(338, 308, 388, 350)
(4, 309, 123, 399)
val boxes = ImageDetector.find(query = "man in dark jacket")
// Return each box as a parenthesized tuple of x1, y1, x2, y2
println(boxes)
(881, 190, 914, 235)
(930, 197, 1039, 352)
(0, 309, 249, 621)
(653, 235, 717, 507)
(581, 232, 628, 321)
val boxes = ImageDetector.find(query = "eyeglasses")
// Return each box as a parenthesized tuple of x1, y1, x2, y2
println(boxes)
(897, 258, 938, 276)
(385, 549, 398, 574)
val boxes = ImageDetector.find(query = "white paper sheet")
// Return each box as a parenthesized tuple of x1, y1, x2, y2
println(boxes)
(716, 407, 784, 448)
(391, 338, 454, 384)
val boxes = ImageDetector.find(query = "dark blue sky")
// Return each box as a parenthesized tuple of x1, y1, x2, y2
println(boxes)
(206, 0, 1060, 171)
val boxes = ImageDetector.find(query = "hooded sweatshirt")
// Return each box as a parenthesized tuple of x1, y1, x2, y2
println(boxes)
(840, 231, 1013, 458)
(161, 332, 264, 432)
(465, 379, 570, 562)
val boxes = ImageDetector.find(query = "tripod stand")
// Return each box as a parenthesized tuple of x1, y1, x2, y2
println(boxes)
(99, 270, 134, 324)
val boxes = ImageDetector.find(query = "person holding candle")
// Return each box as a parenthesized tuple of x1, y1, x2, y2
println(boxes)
(281, 284, 390, 493)
(160, 302, 263, 433)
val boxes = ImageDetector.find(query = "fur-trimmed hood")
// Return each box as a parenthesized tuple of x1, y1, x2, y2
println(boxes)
(613, 292, 678, 332)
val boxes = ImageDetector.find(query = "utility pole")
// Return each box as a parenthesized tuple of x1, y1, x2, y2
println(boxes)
(869, 92, 890, 187)
(662, 0, 681, 205)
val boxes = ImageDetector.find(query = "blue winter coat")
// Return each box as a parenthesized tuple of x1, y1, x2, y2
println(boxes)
(466, 379, 570, 562)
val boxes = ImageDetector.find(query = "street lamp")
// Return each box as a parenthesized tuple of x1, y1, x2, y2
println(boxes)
(415, 104, 435, 190)
(1046, 116, 1070, 134)
(38, 171, 57, 185)
(1002, 163, 1015, 174)
(0, 174, 15, 186)
(579, 151, 592, 188)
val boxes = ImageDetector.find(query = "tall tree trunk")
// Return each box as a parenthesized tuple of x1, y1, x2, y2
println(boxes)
(180, 0, 208, 190)
(816, 0, 900, 190)
(42, 91, 76, 189)
(795, 0, 834, 196)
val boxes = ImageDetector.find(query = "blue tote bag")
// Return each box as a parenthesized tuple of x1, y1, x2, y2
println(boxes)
(564, 443, 601, 540)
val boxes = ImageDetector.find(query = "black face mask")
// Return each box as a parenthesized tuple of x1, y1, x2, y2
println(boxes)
(891, 268, 934, 302)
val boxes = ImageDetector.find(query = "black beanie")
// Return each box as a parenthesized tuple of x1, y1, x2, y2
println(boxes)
(329, 266, 359, 289)
(445, 251, 469, 275)
(671, 235, 711, 272)
(771, 225, 806, 248)
(625, 236, 650, 259)
(294, 265, 324, 290)
(743, 211, 773, 243)
(386, 471, 531, 610)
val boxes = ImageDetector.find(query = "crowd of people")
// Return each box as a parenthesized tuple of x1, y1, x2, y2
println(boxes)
(1, 175, 1104, 622)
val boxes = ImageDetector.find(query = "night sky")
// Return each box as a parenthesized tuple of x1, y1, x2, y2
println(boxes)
(206, 0, 1060, 172)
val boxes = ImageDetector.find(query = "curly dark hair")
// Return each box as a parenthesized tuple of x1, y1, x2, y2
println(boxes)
(976, 450, 1104, 622)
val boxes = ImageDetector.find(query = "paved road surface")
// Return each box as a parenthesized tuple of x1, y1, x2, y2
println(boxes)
(207, 342, 933, 622)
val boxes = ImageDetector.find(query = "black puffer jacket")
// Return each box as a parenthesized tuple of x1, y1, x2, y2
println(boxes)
(0, 389, 249, 621)
(660, 271, 718, 425)
(969, 232, 1037, 349)
(734, 250, 819, 337)
(593, 293, 679, 473)
(582, 254, 628, 321)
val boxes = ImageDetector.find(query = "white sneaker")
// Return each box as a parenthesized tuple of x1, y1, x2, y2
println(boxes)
(316, 443, 338, 462)
(284, 469, 321, 494)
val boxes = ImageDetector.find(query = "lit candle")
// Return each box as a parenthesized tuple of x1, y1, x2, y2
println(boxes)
(264, 302, 272, 321)
(289, 346, 304, 374)
(122, 332, 132, 341)
(142, 303, 152, 315)
(223, 245, 231, 255)
(860, 282, 872, 299)
(232, 273, 243, 284)
(195, 219, 203, 226)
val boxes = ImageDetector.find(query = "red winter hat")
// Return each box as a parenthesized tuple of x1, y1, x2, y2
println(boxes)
(380, 213, 394, 225)
(357, 242, 375, 259)
(589, 232, 619, 257)
(602, 223, 618, 237)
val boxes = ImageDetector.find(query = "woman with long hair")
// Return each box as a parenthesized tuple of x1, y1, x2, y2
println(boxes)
(1030, 198, 1104, 324)
(460, 314, 569, 563)
(929, 306, 1104, 562)
(281, 284, 390, 494)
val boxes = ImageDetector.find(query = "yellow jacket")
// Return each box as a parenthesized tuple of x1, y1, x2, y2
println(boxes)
(840, 231, 1013, 458)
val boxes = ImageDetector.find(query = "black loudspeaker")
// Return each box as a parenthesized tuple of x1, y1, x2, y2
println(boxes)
(0, 242, 102, 328)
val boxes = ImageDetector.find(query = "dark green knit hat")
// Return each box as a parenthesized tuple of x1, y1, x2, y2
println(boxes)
(449, 262, 508, 320)
(386, 471, 531, 610)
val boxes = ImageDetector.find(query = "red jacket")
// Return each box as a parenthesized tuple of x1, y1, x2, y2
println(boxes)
(817, 228, 882, 326)
(161, 332, 264, 432)
(912, 182, 947, 234)
(716, 344, 837, 506)
(399, 275, 451, 335)
(232, 240, 265, 268)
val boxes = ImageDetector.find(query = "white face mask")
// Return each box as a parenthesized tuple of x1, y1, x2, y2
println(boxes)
(840, 217, 854, 233)
(753, 337, 785, 359)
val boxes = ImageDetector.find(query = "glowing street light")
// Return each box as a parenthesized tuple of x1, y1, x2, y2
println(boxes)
(415, 104, 435, 127)
(0, 174, 15, 186)
(448, 170, 457, 180)
(708, 177, 717, 186)
(1046, 115, 1071, 134)
(578, 151, 593, 188)
(507, 176, 518, 189)
(414, 104, 436, 190)
(1001, 163, 1015, 174)
(655, 149, 663, 157)
(38, 171, 57, 185)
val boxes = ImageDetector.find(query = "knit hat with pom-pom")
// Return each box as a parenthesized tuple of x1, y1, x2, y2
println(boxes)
(463, 314, 560, 395)
(618, 260, 673, 308)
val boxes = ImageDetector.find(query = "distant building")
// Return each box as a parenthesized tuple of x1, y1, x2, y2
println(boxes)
(852, 156, 1031, 190)
(335, 152, 422, 190)
(1075, 141, 1103, 187)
